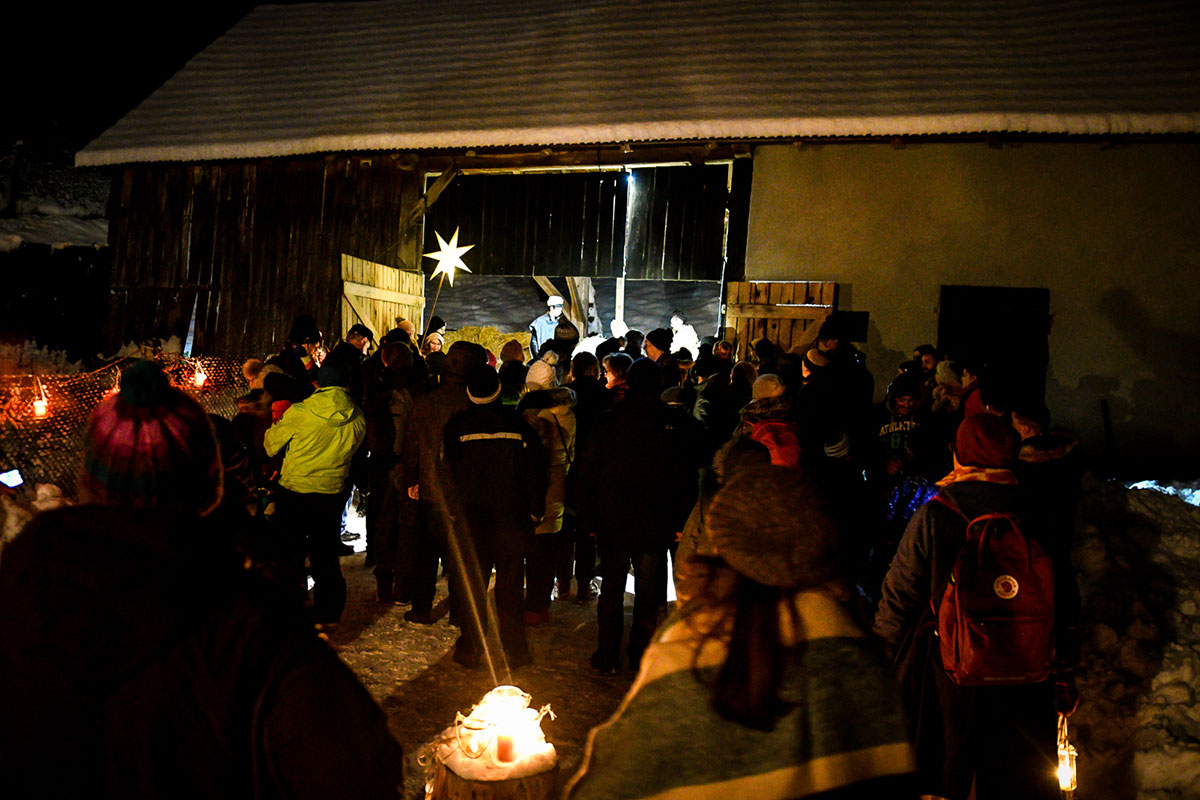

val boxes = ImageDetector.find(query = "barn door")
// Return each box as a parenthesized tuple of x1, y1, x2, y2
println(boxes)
(340, 254, 425, 343)
(724, 280, 837, 360)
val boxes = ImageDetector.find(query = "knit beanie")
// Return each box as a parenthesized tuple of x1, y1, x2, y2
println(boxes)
(823, 432, 852, 460)
(80, 359, 222, 515)
(466, 365, 501, 404)
(645, 328, 673, 354)
(626, 357, 662, 397)
(526, 356, 558, 390)
(954, 414, 1019, 468)
(752, 374, 786, 400)
(500, 339, 526, 363)
(286, 314, 322, 344)
(702, 465, 839, 589)
(802, 348, 830, 372)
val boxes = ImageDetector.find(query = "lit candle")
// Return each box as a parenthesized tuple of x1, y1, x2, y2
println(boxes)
(495, 734, 514, 762)
(1057, 713, 1077, 793)
(193, 369, 207, 388)
(32, 398, 48, 417)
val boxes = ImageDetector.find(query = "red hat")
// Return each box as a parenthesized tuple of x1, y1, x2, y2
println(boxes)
(954, 415, 1019, 469)
(81, 360, 222, 514)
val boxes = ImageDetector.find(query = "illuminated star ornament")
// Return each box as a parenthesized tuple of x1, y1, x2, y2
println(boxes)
(424, 227, 474, 287)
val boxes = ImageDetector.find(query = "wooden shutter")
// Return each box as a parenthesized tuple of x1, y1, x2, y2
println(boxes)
(724, 281, 837, 360)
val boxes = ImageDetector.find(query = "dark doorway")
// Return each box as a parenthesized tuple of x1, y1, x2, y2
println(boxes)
(937, 286, 1051, 407)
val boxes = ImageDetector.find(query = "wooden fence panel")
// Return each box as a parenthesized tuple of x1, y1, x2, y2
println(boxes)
(724, 281, 838, 361)
(341, 254, 425, 341)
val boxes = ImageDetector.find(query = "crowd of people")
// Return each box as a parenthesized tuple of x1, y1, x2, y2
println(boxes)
(0, 301, 1086, 800)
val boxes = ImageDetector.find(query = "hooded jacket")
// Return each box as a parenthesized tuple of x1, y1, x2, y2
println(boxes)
(263, 386, 365, 494)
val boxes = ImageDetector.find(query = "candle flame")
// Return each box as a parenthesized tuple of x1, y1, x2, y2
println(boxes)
(32, 398, 48, 417)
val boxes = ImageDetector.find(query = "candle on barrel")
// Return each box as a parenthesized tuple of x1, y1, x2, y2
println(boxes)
(426, 685, 557, 800)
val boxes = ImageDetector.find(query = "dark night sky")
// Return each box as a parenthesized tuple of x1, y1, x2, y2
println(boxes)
(5, 3, 257, 156)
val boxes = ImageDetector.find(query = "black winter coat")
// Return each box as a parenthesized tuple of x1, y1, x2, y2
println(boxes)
(443, 402, 548, 552)
(577, 395, 703, 552)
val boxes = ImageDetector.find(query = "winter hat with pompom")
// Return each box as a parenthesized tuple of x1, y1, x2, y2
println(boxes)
(81, 359, 222, 515)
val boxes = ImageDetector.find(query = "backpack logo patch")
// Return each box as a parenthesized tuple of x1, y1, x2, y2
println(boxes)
(994, 575, 1019, 599)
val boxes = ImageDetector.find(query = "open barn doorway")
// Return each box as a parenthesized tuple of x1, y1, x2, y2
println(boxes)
(415, 161, 751, 352)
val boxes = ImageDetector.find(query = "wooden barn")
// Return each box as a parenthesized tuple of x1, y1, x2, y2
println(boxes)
(77, 0, 1200, 472)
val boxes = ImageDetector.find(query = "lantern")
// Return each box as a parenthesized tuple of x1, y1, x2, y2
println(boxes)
(1057, 712, 1078, 794)
(424, 685, 557, 800)
(32, 379, 48, 417)
(192, 367, 207, 389)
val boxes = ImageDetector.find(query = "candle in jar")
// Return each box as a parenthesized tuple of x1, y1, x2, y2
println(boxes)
(496, 734, 514, 762)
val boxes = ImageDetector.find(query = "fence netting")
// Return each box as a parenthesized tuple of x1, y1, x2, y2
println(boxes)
(0, 356, 248, 497)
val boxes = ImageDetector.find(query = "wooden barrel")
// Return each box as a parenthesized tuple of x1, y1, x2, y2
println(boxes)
(429, 760, 558, 800)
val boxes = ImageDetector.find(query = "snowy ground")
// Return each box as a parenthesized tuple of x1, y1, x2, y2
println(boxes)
(325, 551, 632, 800)
(323, 478, 1200, 800)
(1073, 479, 1200, 800)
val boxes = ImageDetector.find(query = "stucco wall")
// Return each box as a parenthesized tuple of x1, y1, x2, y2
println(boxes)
(745, 141, 1200, 474)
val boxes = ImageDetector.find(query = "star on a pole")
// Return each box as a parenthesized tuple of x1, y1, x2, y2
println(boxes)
(423, 227, 474, 287)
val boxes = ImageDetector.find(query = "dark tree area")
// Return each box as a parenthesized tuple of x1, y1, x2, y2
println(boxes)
(0, 243, 111, 364)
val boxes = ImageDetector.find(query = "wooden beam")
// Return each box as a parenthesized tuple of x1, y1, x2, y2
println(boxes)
(343, 280, 425, 307)
(725, 303, 832, 320)
(399, 165, 459, 236)
(343, 292, 372, 328)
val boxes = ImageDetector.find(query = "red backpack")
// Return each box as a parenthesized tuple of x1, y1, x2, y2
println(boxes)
(932, 494, 1055, 686)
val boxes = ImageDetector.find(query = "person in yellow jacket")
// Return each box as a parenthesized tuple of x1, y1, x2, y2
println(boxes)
(265, 361, 366, 625)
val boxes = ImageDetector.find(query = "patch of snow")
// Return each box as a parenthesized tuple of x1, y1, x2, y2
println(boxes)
(0, 215, 108, 249)
(1075, 482, 1200, 799)
(1127, 480, 1200, 508)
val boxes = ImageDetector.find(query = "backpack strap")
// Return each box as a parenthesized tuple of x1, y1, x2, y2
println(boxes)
(928, 491, 968, 620)
(929, 492, 966, 520)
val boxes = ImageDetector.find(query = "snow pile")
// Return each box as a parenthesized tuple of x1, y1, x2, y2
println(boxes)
(1073, 480, 1200, 800)
(0, 341, 83, 375)
(1128, 480, 1200, 508)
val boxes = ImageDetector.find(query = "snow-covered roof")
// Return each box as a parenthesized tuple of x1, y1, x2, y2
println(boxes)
(77, 0, 1200, 167)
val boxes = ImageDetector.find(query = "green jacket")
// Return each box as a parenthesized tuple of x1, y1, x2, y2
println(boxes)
(264, 387, 365, 495)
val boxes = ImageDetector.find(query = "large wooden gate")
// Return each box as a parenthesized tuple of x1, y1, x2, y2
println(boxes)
(724, 281, 837, 360)
(341, 254, 425, 341)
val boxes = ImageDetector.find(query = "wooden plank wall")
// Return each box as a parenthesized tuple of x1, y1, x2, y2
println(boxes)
(425, 171, 628, 278)
(624, 164, 729, 281)
(340, 255, 425, 340)
(106, 153, 425, 356)
(724, 281, 837, 360)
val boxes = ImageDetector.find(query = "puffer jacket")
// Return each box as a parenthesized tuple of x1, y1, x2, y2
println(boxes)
(263, 386, 365, 494)
(518, 386, 577, 534)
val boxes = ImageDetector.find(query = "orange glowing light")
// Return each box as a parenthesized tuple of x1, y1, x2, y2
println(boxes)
(32, 398, 48, 417)
(193, 369, 207, 388)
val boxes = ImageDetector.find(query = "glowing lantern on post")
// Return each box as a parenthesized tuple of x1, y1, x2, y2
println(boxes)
(424, 685, 557, 800)
(1057, 712, 1078, 795)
